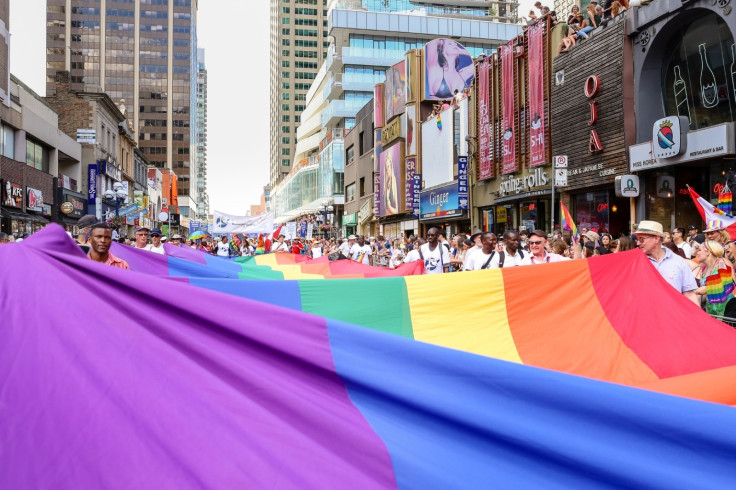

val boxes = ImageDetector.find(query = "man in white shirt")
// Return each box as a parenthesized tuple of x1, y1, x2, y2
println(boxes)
(520, 229, 571, 265)
(215, 235, 231, 257)
(133, 226, 150, 250)
(487, 230, 525, 268)
(463, 229, 484, 270)
(465, 232, 499, 270)
(419, 227, 450, 274)
(146, 228, 166, 254)
(350, 236, 372, 265)
(339, 235, 354, 258)
(271, 234, 290, 253)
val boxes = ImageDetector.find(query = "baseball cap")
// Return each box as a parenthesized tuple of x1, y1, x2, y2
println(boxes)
(77, 214, 97, 228)
(528, 229, 548, 239)
(150, 228, 163, 236)
(135, 225, 151, 233)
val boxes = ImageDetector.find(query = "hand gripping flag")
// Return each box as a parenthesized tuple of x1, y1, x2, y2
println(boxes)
(560, 201, 579, 244)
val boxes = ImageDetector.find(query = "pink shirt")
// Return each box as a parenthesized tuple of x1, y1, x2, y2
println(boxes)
(520, 252, 569, 265)
(88, 251, 130, 270)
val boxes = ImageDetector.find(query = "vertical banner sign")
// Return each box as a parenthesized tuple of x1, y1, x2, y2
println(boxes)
(374, 172, 381, 216)
(412, 173, 422, 218)
(528, 22, 546, 167)
(374, 84, 385, 129)
(405, 156, 417, 210)
(88, 163, 98, 204)
(477, 57, 493, 180)
(306, 223, 313, 240)
(501, 41, 517, 174)
(458, 156, 469, 209)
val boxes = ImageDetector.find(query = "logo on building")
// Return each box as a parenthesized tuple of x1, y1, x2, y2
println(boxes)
(652, 116, 688, 159)
(657, 120, 674, 149)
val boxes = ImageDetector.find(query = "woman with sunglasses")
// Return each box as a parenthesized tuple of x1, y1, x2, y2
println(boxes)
(694, 240, 736, 324)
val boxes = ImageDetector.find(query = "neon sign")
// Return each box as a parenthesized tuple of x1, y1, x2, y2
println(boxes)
(585, 75, 604, 153)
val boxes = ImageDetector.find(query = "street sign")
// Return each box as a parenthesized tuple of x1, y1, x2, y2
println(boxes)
(553, 155, 568, 168)
(555, 169, 568, 186)
(158, 211, 168, 221)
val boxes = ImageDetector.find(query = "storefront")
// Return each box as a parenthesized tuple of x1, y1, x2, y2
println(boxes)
(342, 212, 358, 237)
(628, 2, 736, 229)
(485, 168, 552, 235)
(59, 188, 88, 233)
(550, 18, 634, 236)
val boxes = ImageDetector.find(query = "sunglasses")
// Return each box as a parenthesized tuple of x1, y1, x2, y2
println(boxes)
(529, 240, 544, 245)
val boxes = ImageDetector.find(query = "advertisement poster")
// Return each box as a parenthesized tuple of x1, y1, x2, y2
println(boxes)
(413, 174, 421, 217)
(419, 182, 462, 219)
(405, 156, 417, 210)
(2, 180, 22, 208)
(374, 84, 385, 128)
(212, 211, 275, 234)
(477, 56, 493, 179)
(405, 104, 417, 156)
(88, 164, 98, 203)
(405, 50, 417, 103)
(380, 142, 404, 216)
(501, 40, 517, 173)
(384, 60, 406, 122)
(27, 187, 43, 212)
(423, 38, 475, 101)
(528, 21, 546, 167)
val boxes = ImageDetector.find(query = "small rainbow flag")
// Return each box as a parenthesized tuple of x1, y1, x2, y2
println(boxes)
(436, 113, 442, 130)
(560, 201, 578, 244)
(719, 183, 732, 215)
(356, 252, 367, 264)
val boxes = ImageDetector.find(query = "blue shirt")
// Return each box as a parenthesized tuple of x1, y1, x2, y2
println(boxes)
(647, 247, 697, 293)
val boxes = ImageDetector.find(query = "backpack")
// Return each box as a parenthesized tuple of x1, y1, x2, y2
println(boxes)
(497, 250, 524, 268)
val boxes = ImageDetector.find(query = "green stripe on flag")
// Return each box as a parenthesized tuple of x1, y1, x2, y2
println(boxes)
(298, 277, 414, 338)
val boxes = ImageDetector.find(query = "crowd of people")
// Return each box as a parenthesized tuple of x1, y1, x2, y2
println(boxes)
(553, 0, 628, 55)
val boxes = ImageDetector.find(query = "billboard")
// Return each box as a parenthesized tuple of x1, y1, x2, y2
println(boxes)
(419, 182, 463, 220)
(374, 84, 385, 128)
(379, 142, 404, 216)
(405, 104, 417, 156)
(2, 180, 22, 208)
(423, 39, 474, 101)
(405, 50, 418, 104)
(384, 60, 406, 122)
(420, 106, 454, 188)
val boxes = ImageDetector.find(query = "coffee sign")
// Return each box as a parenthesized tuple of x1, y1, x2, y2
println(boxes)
(2, 180, 22, 208)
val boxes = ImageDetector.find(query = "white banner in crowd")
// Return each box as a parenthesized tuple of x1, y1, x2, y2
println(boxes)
(212, 211, 274, 234)
(306, 223, 313, 240)
(285, 222, 297, 240)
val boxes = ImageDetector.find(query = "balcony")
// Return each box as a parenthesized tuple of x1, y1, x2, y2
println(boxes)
(321, 99, 371, 127)
(341, 47, 407, 68)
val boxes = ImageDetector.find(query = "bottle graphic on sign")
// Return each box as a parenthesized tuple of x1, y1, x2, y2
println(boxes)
(673, 65, 691, 122)
(699, 43, 718, 109)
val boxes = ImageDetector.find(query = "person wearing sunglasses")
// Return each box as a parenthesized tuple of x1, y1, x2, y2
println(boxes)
(521, 229, 580, 265)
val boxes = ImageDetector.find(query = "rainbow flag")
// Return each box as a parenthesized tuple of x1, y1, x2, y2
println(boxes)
(436, 112, 442, 130)
(356, 252, 367, 264)
(705, 263, 735, 305)
(4, 225, 736, 487)
(560, 201, 579, 243)
(719, 183, 733, 215)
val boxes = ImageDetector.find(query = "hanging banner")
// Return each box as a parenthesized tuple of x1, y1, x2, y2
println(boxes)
(501, 41, 517, 174)
(212, 211, 274, 234)
(405, 156, 417, 210)
(374, 84, 385, 129)
(384, 60, 406, 123)
(478, 57, 493, 180)
(412, 173, 421, 218)
(528, 22, 546, 167)
(458, 156, 469, 209)
(306, 223, 313, 240)
(88, 164, 98, 204)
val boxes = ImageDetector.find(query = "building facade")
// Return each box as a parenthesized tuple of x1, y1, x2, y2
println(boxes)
(195, 47, 209, 220)
(45, 0, 199, 218)
(269, 0, 329, 187)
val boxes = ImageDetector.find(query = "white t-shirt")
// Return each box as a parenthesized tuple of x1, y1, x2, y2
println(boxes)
(339, 241, 352, 257)
(487, 247, 525, 268)
(676, 241, 693, 259)
(403, 249, 421, 263)
(465, 250, 496, 271)
(272, 241, 289, 253)
(419, 242, 450, 274)
(463, 245, 483, 270)
(312, 246, 323, 258)
(350, 243, 372, 264)
(145, 243, 166, 255)
(216, 241, 230, 257)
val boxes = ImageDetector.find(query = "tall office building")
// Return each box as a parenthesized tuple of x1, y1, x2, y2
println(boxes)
(45, 0, 199, 218)
(195, 47, 209, 220)
(269, 0, 329, 187)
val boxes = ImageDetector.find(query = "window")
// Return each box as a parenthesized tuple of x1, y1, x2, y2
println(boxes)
(282, 71, 290, 78)
(282, 126, 290, 133)
(1, 124, 15, 159)
(282, 93, 290, 100)
(281, 82, 290, 90)
(295, 93, 306, 101)
(282, 115, 291, 122)
(281, 159, 291, 166)
(295, 104, 305, 112)
(282, 18, 290, 24)
(282, 39, 290, 46)
(295, 115, 301, 123)
(294, 18, 317, 26)
(282, 7, 290, 14)
(281, 49, 290, 56)
(359, 177, 365, 197)
(282, 137, 290, 144)
(282, 28, 290, 35)
(346, 145, 355, 165)
(346, 182, 356, 202)
(282, 148, 290, 155)
(358, 131, 364, 155)
(282, 104, 290, 111)
(26, 138, 48, 172)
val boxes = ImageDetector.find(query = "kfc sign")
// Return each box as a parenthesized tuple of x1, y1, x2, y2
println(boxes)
(2, 180, 23, 208)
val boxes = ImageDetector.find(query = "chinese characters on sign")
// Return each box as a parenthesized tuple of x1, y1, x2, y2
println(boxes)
(458, 156, 468, 209)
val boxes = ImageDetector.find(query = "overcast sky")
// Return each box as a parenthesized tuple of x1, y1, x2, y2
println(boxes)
(9, 0, 270, 216)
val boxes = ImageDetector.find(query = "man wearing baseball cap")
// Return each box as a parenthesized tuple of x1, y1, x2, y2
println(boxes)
(171, 234, 182, 247)
(146, 228, 166, 254)
(520, 229, 575, 265)
(636, 220, 698, 304)
(133, 225, 151, 250)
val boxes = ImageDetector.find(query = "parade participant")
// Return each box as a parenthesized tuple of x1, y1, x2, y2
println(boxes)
(272, 234, 290, 253)
(389, 238, 404, 268)
(133, 226, 150, 250)
(703, 220, 730, 245)
(76, 214, 97, 247)
(403, 238, 426, 263)
(0, 232, 9, 244)
(672, 227, 693, 259)
(146, 228, 166, 254)
(86, 223, 130, 269)
(339, 235, 354, 258)
(419, 227, 450, 274)
(582, 230, 599, 247)
(170, 234, 183, 247)
(694, 241, 736, 323)
(291, 237, 305, 255)
(375, 235, 391, 267)
(215, 235, 231, 257)
(487, 230, 525, 268)
(519, 229, 530, 252)
(311, 239, 323, 258)
(464, 232, 498, 271)
(350, 236, 372, 265)
(463, 229, 484, 270)
(688, 225, 706, 245)
(521, 229, 572, 265)
(636, 220, 698, 305)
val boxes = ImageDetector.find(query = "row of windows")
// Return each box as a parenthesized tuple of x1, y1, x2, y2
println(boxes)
(295, 8, 318, 15)
(295, 82, 311, 91)
(294, 72, 316, 80)
(106, 9, 133, 17)
(294, 18, 318, 26)
(294, 61, 317, 69)
(295, 39, 317, 47)
(142, 10, 169, 18)
(295, 29, 319, 37)
(72, 7, 100, 15)
(294, 50, 317, 58)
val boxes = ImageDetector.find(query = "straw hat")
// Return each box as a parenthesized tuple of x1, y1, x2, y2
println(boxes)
(635, 220, 666, 237)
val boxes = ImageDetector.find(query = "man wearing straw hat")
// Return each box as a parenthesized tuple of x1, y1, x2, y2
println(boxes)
(636, 220, 698, 305)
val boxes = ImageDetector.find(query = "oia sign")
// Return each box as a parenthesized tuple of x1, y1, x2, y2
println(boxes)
(584, 75, 604, 153)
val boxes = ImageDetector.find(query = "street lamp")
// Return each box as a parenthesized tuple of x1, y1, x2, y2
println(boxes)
(317, 200, 334, 239)
(104, 182, 127, 217)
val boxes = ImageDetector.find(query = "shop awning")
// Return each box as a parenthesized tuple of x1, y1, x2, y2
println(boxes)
(1, 208, 50, 224)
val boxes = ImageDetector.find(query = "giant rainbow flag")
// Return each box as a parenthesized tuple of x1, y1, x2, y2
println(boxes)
(3, 225, 736, 487)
